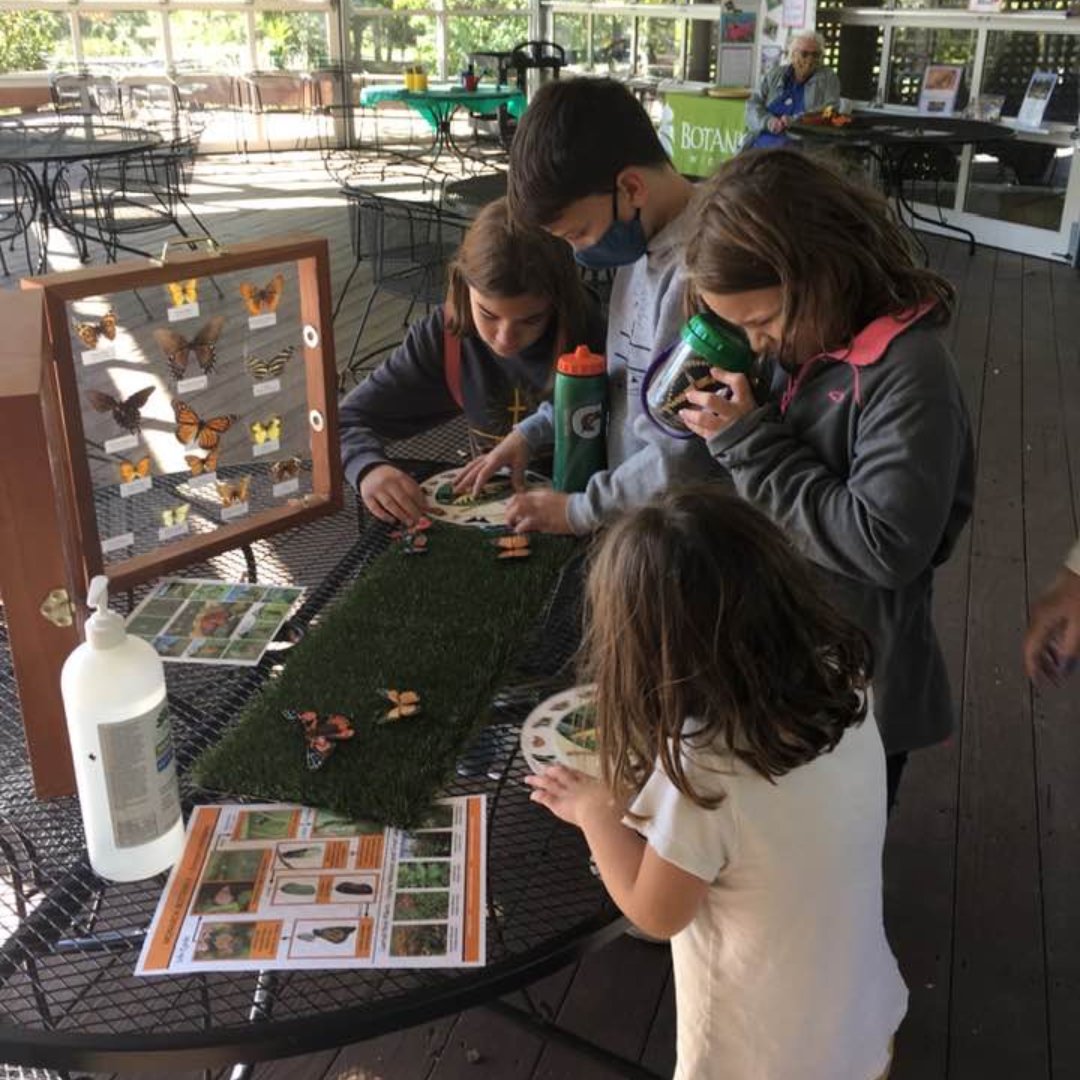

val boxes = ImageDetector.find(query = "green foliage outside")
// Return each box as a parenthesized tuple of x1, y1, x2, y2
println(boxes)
(258, 12, 329, 70)
(0, 11, 67, 73)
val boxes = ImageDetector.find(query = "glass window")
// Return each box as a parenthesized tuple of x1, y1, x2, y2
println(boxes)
(170, 11, 247, 74)
(553, 13, 589, 70)
(447, 15, 528, 79)
(982, 30, 1079, 123)
(78, 11, 165, 70)
(0, 11, 73, 73)
(832, 23, 883, 102)
(255, 11, 329, 70)
(636, 18, 683, 80)
(348, 10, 437, 74)
(963, 138, 1072, 231)
(886, 27, 976, 107)
(593, 14, 633, 77)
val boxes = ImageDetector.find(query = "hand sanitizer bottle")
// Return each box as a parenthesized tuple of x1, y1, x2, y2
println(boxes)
(60, 576, 185, 881)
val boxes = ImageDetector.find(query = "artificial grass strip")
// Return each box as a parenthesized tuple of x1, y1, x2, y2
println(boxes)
(191, 526, 576, 827)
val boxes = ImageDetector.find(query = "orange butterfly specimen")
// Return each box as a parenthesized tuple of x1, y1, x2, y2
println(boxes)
(153, 315, 226, 381)
(185, 449, 219, 476)
(216, 476, 251, 507)
(74, 310, 118, 350)
(117, 455, 151, 483)
(283, 708, 355, 770)
(173, 400, 237, 450)
(493, 534, 531, 559)
(376, 688, 421, 724)
(270, 456, 301, 484)
(239, 273, 285, 316)
(87, 386, 154, 434)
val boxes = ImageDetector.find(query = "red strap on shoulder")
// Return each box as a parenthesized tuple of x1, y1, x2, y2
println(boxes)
(443, 307, 463, 409)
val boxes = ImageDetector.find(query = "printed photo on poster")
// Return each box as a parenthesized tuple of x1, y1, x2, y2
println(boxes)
(917, 64, 963, 116)
(1017, 71, 1058, 129)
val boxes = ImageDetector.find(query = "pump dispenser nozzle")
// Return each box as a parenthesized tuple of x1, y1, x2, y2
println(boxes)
(86, 575, 125, 650)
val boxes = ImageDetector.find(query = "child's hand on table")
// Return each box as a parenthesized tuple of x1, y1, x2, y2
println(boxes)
(680, 367, 756, 439)
(526, 764, 614, 830)
(506, 490, 573, 535)
(359, 464, 428, 526)
(454, 430, 530, 496)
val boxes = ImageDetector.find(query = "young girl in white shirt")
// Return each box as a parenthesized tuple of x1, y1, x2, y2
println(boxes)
(526, 486, 906, 1080)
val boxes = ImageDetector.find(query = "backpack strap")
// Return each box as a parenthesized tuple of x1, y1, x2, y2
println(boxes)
(443, 307, 463, 409)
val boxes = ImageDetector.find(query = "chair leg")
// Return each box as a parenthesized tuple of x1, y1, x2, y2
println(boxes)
(344, 287, 380, 370)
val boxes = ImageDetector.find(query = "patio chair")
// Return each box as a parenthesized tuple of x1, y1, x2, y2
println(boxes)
(238, 71, 316, 156)
(173, 72, 242, 153)
(50, 73, 122, 118)
(338, 188, 470, 369)
(0, 163, 38, 277)
(119, 75, 192, 144)
(510, 41, 566, 98)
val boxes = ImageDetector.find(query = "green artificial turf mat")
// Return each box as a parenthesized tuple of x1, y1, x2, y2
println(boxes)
(191, 526, 577, 827)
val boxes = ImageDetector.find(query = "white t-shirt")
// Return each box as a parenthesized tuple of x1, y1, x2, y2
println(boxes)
(628, 709, 907, 1080)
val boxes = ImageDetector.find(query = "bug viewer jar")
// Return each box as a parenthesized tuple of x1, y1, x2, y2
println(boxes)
(641, 313, 754, 437)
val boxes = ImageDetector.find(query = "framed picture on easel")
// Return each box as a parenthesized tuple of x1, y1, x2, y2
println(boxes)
(918, 64, 964, 115)
(1017, 71, 1058, 129)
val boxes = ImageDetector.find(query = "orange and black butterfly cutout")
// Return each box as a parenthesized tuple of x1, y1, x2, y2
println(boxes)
(74, 310, 118, 350)
(117, 455, 151, 484)
(186, 449, 219, 476)
(87, 386, 154, 434)
(377, 689, 421, 724)
(173, 399, 237, 450)
(492, 534, 531, 560)
(153, 315, 226, 381)
(283, 708, 355, 770)
(240, 273, 285, 316)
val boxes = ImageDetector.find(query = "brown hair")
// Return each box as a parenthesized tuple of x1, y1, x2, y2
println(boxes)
(507, 78, 670, 228)
(581, 487, 871, 808)
(445, 198, 591, 358)
(685, 149, 955, 363)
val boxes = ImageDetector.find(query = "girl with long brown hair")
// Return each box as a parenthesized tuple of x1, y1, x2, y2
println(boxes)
(339, 197, 603, 525)
(527, 487, 906, 1080)
(677, 148, 974, 811)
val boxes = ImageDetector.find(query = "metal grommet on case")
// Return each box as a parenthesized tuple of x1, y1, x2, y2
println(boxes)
(302, 324, 319, 349)
(309, 409, 325, 433)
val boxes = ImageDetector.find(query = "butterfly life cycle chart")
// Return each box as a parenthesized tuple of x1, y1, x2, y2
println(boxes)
(30, 236, 342, 591)
(136, 798, 486, 974)
(126, 577, 304, 665)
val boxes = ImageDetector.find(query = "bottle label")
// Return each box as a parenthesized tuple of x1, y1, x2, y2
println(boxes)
(98, 703, 182, 849)
(570, 403, 603, 439)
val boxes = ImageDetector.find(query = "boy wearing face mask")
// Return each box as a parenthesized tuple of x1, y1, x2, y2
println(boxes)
(455, 78, 718, 536)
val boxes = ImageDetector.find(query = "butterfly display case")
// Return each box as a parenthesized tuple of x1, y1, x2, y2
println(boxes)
(23, 234, 342, 595)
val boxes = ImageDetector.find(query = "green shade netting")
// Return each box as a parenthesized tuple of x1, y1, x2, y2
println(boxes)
(192, 526, 576, 827)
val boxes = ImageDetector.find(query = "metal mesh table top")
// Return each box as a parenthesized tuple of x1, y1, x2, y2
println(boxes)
(0, 439, 620, 1072)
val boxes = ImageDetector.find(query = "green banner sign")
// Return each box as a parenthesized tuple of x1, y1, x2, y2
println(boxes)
(661, 92, 747, 178)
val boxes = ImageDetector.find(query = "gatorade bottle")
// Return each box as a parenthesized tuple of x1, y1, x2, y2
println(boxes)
(641, 313, 754, 438)
(552, 345, 607, 493)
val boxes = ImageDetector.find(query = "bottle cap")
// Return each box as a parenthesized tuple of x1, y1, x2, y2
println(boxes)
(556, 345, 605, 377)
(85, 575, 125, 650)
(680, 313, 754, 374)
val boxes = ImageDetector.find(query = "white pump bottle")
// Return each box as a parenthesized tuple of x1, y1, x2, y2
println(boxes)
(60, 575, 185, 881)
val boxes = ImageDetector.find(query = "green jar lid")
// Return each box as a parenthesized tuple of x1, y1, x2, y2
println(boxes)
(680, 313, 754, 373)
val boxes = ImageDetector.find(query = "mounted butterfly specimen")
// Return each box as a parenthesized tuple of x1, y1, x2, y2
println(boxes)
(270, 456, 302, 484)
(173, 400, 237, 450)
(240, 273, 285, 316)
(160, 504, 190, 528)
(185, 449, 219, 476)
(245, 346, 294, 382)
(165, 279, 198, 307)
(376, 689, 421, 724)
(216, 476, 251, 507)
(250, 415, 283, 446)
(153, 315, 226, 381)
(86, 386, 155, 435)
(283, 708, 355, 771)
(116, 455, 151, 484)
(296, 926, 356, 945)
(73, 310, 118, 350)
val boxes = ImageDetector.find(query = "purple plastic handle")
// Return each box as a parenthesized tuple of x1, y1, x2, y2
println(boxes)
(640, 344, 695, 440)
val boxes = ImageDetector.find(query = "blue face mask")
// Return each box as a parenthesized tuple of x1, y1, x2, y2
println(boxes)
(574, 184, 648, 269)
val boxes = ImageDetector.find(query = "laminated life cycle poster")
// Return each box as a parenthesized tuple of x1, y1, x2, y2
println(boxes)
(136, 798, 486, 974)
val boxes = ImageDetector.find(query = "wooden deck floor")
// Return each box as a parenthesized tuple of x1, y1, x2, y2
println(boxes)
(3, 152, 1079, 1080)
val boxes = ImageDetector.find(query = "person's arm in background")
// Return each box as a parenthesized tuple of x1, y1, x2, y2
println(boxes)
(339, 311, 461, 522)
(1023, 539, 1080, 683)
(745, 66, 780, 137)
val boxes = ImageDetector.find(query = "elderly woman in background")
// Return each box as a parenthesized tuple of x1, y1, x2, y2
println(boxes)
(744, 31, 841, 149)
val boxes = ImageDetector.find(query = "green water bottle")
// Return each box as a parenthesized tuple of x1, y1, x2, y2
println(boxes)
(552, 345, 607, 493)
(641, 313, 755, 438)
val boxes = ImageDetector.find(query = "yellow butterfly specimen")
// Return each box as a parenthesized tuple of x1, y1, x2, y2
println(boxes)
(160, 504, 191, 528)
(166, 279, 199, 307)
(73, 310, 118, 350)
(250, 415, 283, 446)
(117, 455, 151, 484)
(239, 273, 285, 316)
(245, 346, 294, 382)
(216, 476, 251, 507)
(185, 450, 219, 476)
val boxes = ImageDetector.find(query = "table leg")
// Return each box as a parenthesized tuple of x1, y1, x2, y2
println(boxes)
(225, 970, 276, 1080)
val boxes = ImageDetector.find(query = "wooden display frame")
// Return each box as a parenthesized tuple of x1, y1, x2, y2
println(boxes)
(21, 233, 343, 595)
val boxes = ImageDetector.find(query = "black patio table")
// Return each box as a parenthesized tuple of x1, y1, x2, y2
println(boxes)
(0, 458, 643, 1077)
(789, 109, 1014, 254)
(0, 116, 162, 271)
